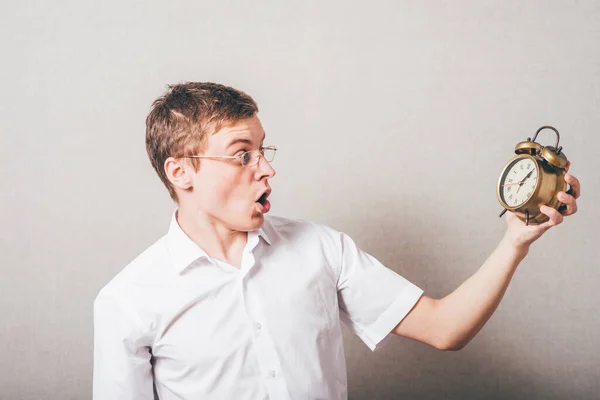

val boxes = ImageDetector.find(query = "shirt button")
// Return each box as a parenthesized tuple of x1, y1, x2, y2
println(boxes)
(255, 322, 262, 331)
(268, 370, 276, 378)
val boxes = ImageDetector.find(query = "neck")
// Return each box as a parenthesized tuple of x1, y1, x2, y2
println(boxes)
(175, 206, 248, 268)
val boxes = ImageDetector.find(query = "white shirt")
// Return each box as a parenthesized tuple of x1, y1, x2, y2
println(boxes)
(93, 210, 423, 400)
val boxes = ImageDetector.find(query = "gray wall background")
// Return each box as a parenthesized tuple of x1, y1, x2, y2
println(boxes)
(1, 1, 599, 399)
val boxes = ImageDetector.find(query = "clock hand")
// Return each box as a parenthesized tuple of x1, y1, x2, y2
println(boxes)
(516, 169, 535, 194)
(521, 168, 535, 182)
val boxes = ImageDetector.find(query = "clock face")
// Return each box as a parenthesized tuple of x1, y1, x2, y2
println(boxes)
(499, 157, 539, 208)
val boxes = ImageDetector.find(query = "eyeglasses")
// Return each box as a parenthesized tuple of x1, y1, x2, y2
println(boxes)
(180, 146, 277, 167)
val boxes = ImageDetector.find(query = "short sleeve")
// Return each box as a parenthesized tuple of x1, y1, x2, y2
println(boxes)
(331, 230, 423, 351)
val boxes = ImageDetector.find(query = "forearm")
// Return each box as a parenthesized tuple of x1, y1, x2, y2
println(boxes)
(435, 233, 529, 350)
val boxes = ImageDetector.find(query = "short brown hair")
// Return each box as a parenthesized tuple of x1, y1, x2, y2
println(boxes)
(145, 82, 258, 202)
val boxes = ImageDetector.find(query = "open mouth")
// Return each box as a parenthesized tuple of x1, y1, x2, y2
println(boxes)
(255, 190, 271, 213)
(257, 191, 269, 206)
(257, 192, 268, 206)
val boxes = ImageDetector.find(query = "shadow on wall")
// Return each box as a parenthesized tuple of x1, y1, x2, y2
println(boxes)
(331, 199, 592, 400)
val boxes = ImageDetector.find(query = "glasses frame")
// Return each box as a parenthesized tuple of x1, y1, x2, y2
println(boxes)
(179, 146, 277, 167)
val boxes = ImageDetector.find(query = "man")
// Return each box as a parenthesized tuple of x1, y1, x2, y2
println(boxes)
(93, 82, 580, 399)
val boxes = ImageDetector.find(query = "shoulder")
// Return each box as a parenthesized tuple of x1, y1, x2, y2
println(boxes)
(262, 214, 343, 254)
(94, 235, 170, 312)
(263, 214, 340, 238)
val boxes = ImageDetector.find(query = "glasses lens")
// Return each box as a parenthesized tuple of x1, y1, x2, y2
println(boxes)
(241, 148, 276, 167)
(262, 147, 276, 162)
(240, 151, 254, 166)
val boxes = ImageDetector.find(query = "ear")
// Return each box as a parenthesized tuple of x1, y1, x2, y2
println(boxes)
(164, 157, 194, 190)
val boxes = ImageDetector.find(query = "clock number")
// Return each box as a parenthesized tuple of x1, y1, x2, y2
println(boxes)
(520, 164, 524, 170)
(508, 194, 513, 200)
(527, 163, 531, 169)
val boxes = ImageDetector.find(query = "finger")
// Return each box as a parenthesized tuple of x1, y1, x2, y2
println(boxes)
(557, 191, 578, 216)
(534, 211, 558, 232)
(564, 173, 581, 199)
(540, 205, 563, 227)
(537, 219, 555, 232)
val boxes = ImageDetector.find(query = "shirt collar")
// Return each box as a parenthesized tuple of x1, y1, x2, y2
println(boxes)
(166, 209, 271, 274)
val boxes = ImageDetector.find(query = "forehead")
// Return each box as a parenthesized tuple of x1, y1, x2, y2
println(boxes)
(208, 116, 265, 149)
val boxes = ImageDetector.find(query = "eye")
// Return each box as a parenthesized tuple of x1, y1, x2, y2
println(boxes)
(240, 151, 253, 165)
(234, 149, 248, 159)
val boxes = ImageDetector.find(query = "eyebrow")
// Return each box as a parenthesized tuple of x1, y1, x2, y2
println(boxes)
(226, 133, 266, 149)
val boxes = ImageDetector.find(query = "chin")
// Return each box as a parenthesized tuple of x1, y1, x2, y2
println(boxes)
(247, 214, 265, 231)
(230, 214, 264, 232)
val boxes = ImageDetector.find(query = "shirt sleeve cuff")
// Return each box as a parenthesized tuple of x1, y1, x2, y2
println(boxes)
(348, 282, 424, 352)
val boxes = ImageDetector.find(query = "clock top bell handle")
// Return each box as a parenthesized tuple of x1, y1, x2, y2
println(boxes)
(531, 125, 562, 154)
(531, 125, 568, 169)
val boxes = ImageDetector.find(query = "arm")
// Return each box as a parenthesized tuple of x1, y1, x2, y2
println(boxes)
(394, 169, 580, 351)
(93, 290, 155, 400)
(393, 235, 527, 351)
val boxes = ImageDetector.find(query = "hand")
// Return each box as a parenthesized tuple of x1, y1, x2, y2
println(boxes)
(503, 161, 580, 250)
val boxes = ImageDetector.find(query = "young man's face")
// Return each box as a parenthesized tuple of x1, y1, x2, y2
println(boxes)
(186, 115, 276, 232)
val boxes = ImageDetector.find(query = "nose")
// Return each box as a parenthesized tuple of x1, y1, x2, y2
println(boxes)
(256, 154, 276, 179)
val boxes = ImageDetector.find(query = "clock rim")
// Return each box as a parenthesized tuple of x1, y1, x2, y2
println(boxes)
(497, 154, 542, 210)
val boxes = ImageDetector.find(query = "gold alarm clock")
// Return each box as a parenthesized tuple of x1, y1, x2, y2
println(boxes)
(497, 126, 569, 225)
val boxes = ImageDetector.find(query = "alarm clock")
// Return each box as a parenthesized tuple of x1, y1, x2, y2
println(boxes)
(497, 126, 569, 225)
